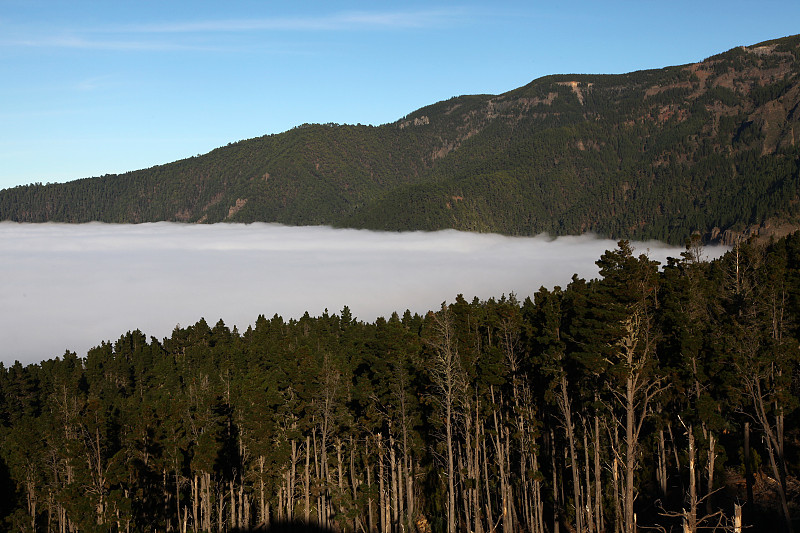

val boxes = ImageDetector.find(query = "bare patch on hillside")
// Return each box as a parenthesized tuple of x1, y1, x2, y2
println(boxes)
(227, 198, 247, 219)
(557, 81, 592, 104)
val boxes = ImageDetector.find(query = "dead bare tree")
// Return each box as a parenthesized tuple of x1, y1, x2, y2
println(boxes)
(427, 304, 468, 533)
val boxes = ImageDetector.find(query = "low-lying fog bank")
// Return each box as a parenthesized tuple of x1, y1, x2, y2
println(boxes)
(0, 222, 726, 366)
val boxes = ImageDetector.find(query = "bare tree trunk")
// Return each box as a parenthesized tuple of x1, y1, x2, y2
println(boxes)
(558, 375, 583, 533)
(25, 471, 36, 533)
(657, 427, 667, 499)
(734, 503, 742, 533)
(217, 483, 224, 533)
(445, 370, 457, 533)
(462, 409, 474, 533)
(667, 423, 682, 473)
(482, 423, 494, 531)
(504, 427, 516, 533)
(520, 446, 532, 533)
(685, 424, 697, 533)
(350, 436, 360, 533)
(305, 436, 311, 523)
(551, 428, 561, 533)
(744, 422, 754, 515)
(473, 400, 483, 533)
(762, 421, 792, 532)
(609, 425, 621, 533)
(624, 374, 636, 533)
(396, 436, 405, 533)
(390, 434, 399, 533)
(192, 474, 198, 532)
(613, 310, 662, 533)
(458, 444, 470, 533)
(230, 480, 236, 530)
(240, 485, 246, 530)
(491, 388, 512, 533)
(338, 439, 345, 526)
(705, 431, 716, 517)
(403, 435, 413, 532)
(207, 472, 214, 533)
(746, 375, 793, 531)
(314, 431, 324, 527)
(366, 440, 375, 533)
(259, 456, 267, 527)
(534, 450, 545, 533)
(379, 435, 387, 533)
(583, 423, 594, 533)
(279, 471, 285, 521)
(428, 305, 464, 533)
(290, 438, 297, 520)
(593, 412, 604, 533)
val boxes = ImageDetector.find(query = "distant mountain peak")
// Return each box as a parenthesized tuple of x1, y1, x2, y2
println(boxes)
(3, 34, 800, 244)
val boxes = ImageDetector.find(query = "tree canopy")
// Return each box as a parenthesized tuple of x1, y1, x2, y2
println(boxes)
(1, 234, 800, 532)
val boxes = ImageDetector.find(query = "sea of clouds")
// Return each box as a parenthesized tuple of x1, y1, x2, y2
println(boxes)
(0, 222, 727, 366)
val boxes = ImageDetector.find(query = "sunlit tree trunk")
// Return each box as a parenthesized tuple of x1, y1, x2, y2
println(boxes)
(305, 436, 311, 524)
(428, 305, 465, 533)
(557, 374, 583, 533)
(593, 410, 604, 533)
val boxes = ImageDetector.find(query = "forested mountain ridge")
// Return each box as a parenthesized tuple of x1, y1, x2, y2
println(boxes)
(2, 35, 800, 243)
(1, 235, 799, 532)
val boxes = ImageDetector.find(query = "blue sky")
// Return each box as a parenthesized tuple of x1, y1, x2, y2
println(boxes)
(1, 0, 798, 190)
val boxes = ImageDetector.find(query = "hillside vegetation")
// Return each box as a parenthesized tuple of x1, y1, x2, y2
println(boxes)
(2, 35, 800, 244)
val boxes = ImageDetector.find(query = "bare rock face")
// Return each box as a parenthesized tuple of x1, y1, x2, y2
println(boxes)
(716, 221, 800, 246)
(227, 198, 248, 219)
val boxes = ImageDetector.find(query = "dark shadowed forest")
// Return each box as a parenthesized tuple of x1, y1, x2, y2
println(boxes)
(1, 235, 799, 533)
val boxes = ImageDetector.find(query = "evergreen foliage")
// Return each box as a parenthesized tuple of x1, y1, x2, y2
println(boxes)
(3, 35, 800, 244)
(2, 235, 800, 532)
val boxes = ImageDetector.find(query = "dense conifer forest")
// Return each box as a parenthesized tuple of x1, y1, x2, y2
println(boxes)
(1, 234, 799, 533)
(2, 35, 800, 244)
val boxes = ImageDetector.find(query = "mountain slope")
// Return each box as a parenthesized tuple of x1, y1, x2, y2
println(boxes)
(2, 35, 800, 244)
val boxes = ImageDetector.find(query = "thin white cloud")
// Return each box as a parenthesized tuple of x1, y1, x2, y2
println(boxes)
(1, 8, 467, 52)
(121, 9, 463, 34)
(0, 223, 727, 367)
(7, 35, 221, 52)
(73, 74, 119, 92)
